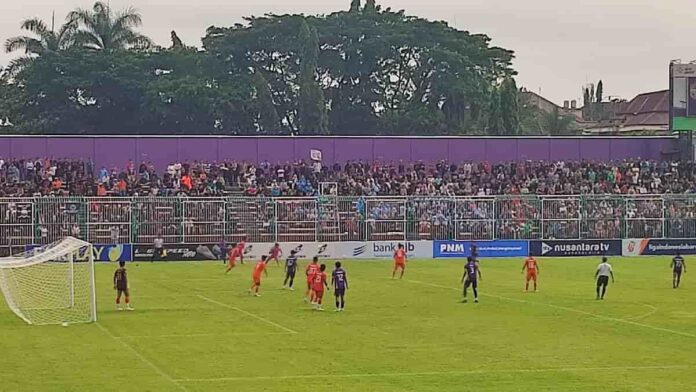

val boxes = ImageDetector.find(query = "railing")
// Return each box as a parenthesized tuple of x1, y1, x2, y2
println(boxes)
(1, 195, 694, 246)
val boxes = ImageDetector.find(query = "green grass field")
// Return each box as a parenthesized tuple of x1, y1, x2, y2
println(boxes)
(0, 257, 694, 392)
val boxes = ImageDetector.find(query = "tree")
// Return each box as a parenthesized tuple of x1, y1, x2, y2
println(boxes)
(542, 107, 574, 135)
(350, 0, 361, 12)
(253, 71, 280, 133)
(68, 2, 153, 51)
(596, 80, 603, 103)
(1, 2, 518, 135)
(486, 88, 503, 135)
(170, 31, 184, 49)
(297, 21, 328, 134)
(0, 78, 26, 132)
(364, 0, 377, 13)
(3, 16, 77, 77)
(500, 78, 520, 134)
(589, 84, 595, 105)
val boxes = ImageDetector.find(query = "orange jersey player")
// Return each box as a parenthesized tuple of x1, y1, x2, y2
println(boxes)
(305, 256, 320, 304)
(249, 255, 270, 296)
(226, 242, 240, 273)
(522, 256, 540, 292)
(392, 243, 407, 279)
(268, 243, 283, 266)
(237, 237, 247, 264)
(311, 264, 329, 311)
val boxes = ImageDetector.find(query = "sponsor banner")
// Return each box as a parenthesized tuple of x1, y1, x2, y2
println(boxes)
(93, 244, 132, 262)
(345, 241, 432, 259)
(133, 244, 218, 261)
(129, 241, 433, 261)
(623, 238, 696, 256)
(244, 242, 333, 261)
(26, 244, 132, 262)
(530, 240, 621, 257)
(433, 241, 528, 258)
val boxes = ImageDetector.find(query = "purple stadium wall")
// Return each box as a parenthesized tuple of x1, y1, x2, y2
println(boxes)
(0, 136, 675, 171)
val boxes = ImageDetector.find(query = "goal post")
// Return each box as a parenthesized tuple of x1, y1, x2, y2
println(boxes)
(0, 237, 97, 325)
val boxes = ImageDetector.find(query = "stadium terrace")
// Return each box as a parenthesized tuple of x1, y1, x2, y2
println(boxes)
(1, 158, 696, 198)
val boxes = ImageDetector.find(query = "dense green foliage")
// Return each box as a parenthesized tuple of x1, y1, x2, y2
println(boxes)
(0, 258, 693, 391)
(0, 1, 554, 135)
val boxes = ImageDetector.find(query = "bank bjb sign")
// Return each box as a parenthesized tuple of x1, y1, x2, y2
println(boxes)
(349, 242, 431, 259)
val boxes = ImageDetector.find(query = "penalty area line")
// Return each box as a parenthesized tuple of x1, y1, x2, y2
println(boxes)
(118, 331, 294, 339)
(174, 364, 692, 383)
(196, 295, 298, 335)
(96, 322, 189, 392)
(406, 280, 696, 340)
(625, 304, 659, 321)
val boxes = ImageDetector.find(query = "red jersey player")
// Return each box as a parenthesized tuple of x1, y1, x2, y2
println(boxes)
(226, 242, 240, 273)
(249, 255, 269, 296)
(522, 256, 540, 292)
(237, 237, 247, 264)
(268, 243, 283, 266)
(311, 264, 329, 311)
(392, 243, 407, 279)
(305, 256, 320, 304)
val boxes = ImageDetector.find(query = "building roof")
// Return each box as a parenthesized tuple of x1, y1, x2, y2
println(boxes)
(619, 90, 669, 126)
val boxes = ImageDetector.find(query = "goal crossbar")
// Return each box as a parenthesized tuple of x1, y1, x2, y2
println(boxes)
(0, 237, 97, 325)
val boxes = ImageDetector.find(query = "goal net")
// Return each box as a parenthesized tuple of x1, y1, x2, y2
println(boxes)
(0, 237, 97, 325)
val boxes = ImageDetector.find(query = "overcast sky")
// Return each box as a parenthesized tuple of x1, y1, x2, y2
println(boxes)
(1, 0, 694, 104)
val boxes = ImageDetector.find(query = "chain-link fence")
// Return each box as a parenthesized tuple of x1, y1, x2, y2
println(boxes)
(5, 195, 696, 244)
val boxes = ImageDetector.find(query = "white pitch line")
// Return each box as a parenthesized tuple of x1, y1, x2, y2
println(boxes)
(406, 280, 696, 339)
(118, 331, 294, 339)
(196, 295, 298, 334)
(134, 288, 266, 299)
(174, 364, 692, 383)
(96, 323, 189, 392)
(625, 304, 659, 321)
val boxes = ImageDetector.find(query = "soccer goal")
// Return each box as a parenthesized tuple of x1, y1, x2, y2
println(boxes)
(0, 237, 97, 325)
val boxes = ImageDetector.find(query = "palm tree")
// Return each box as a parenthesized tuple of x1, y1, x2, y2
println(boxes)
(3, 16, 77, 77)
(68, 2, 153, 51)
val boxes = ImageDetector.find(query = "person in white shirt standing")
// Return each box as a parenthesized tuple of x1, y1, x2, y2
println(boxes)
(595, 257, 615, 300)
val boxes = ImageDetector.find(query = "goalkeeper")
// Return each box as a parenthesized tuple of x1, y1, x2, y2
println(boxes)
(114, 261, 134, 311)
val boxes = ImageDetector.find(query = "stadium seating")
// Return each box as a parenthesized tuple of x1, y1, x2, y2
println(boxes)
(2, 158, 696, 248)
(2, 158, 695, 198)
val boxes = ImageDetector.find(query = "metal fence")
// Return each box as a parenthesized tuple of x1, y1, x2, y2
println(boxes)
(1, 195, 695, 246)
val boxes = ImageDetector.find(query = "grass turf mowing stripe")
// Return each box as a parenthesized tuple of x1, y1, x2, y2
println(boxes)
(174, 365, 692, 382)
(196, 294, 298, 334)
(96, 322, 189, 392)
(406, 280, 696, 339)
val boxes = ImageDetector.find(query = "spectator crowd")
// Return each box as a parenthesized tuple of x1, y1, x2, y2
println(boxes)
(3, 157, 696, 247)
(2, 157, 696, 198)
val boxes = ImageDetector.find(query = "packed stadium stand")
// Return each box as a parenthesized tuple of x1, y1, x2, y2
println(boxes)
(2, 157, 696, 252)
(2, 158, 695, 198)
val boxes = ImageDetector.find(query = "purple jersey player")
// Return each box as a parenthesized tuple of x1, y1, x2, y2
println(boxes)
(332, 262, 348, 312)
(461, 256, 482, 303)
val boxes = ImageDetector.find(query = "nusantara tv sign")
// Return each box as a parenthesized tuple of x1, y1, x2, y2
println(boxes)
(531, 240, 621, 257)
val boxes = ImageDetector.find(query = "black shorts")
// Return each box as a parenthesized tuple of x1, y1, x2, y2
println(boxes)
(597, 276, 609, 286)
(152, 248, 164, 259)
(464, 278, 478, 289)
(286, 270, 296, 278)
(334, 288, 345, 297)
(117, 288, 129, 296)
(674, 268, 683, 276)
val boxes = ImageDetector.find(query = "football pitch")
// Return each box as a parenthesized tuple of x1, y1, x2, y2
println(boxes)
(0, 257, 694, 392)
